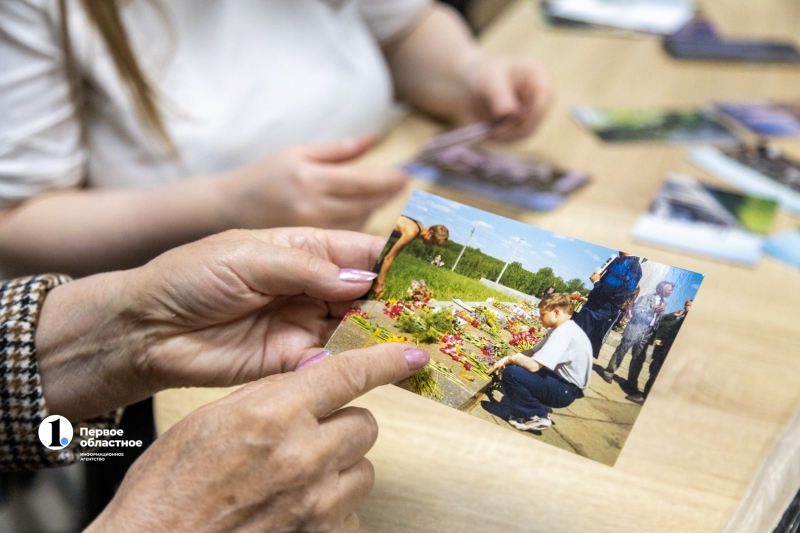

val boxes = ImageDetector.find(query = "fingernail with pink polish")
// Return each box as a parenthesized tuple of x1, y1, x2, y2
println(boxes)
(295, 351, 330, 371)
(339, 269, 378, 282)
(404, 348, 430, 371)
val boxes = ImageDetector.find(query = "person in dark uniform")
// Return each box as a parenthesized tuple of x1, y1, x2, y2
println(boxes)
(372, 216, 449, 298)
(572, 252, 642, 358)
(625, 299, 692, 405)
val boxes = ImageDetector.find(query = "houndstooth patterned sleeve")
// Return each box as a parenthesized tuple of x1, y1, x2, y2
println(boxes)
(0, 275, 122, 471)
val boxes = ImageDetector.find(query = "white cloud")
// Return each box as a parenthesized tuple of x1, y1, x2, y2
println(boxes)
(585, 250, 601, 261)
(471, 220, 494, 229)
(552, 233, 574, 241)
(691, 284, 700, 289)
(429, 203, 452, 213)
(543, 250, 557, 259)
(546, 242, 556, 248)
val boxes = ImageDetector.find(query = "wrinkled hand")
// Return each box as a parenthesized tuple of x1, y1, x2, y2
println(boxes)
(129, 228, 387, 393)
(87, 343, 430, 533)
(37, 228, 387, 422)
(457, 53, 552, 141)
(217, 136, 408, 231)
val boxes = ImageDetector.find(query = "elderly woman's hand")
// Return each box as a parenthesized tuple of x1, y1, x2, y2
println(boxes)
(35, 228, 385, 421)
(86, 343, 429, 533)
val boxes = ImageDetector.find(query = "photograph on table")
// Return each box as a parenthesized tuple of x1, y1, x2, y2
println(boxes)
(325, 190, 704, 466)
(689, 145, 800, 213)
(573, 105, 738, 144)
(632, 174, 778, 265)
(405, 122, 590, 211)
(716, 101, 800, 136)
(763, 228, 800, 270)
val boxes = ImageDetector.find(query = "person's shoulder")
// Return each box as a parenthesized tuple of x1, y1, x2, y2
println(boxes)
(556, 320, 588, 340)
(560, 321, 592, 354)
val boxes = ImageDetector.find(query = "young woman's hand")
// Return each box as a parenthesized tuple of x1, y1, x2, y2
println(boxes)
(487, 355, 512, 375)
(36, 228, 385, 421)
(86, 343, 430, 533)
(217, 136, 408, 231)
(457, 52, 552, 141)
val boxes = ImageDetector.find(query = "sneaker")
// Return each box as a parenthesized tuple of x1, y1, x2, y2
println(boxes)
(509, 416, 552, 431)
(601, 371, 614, 384)
(625, 394, 645, 406)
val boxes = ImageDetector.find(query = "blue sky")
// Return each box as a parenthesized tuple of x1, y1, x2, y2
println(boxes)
(403, 190, 703, 312)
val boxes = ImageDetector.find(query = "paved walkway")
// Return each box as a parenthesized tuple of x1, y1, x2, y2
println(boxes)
(467, 331, 652, 466)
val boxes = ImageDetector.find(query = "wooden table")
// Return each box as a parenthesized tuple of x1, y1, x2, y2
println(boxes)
(155, 1, 800, 530)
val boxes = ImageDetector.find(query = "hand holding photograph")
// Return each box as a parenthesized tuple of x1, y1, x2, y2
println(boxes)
(325, 191, 704, 466)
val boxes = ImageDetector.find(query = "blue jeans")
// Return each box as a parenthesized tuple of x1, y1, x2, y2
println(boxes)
(502, 366, 583, 420)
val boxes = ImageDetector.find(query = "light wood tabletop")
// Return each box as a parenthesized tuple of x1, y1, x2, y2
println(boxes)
(155, 1, 800, 531)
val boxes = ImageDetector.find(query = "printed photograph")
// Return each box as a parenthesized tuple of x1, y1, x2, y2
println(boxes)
(763, 228, 800, 270)
(721, 144, 800, 193)
(632, 174, 778, 265)
(716, 101, 800, 136)
(406, 123, 589, 211)
(325, 191, 704, 465)
(689, 146, 800, 214)
(573, 105, 738, 144)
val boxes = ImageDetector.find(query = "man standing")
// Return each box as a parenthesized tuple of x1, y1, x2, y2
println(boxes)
(572, 253, 643, 358)
(625, 299, 692, 405)
(602, 281, 674, 391)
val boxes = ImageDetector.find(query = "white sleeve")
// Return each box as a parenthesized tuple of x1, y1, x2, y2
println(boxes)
(356, 0, 431, 42)
(0, 0, 86, 209)
(532, 327, 571, 371)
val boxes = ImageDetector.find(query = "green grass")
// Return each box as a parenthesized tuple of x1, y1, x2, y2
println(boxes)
(381, 253, 515, 302)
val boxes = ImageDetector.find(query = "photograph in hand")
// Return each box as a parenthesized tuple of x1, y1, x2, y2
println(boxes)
(405, 123, 589, 211)
(325, 191, 704, 465)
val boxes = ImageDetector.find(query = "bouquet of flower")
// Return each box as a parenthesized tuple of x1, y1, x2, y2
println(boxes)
(406, 279, 433, 303)
(509, 330, 543, 351)
(343, 307, 369, 322)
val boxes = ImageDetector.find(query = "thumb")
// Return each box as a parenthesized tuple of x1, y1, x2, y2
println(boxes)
(482, 70, 520, 119)
(294, 343, 430, 418)
(303, 135, 375, 163)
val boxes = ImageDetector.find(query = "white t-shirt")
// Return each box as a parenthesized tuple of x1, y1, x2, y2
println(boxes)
(532, 320, 592, 389)
(0, 0, 429, 206)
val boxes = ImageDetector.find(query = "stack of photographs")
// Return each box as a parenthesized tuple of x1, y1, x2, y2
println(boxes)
(406, 123, 589, 211)
(573, 105, 738, 144)
(326, 191, 704, 466)
(689, 145, 800, 213)
(632, 174, 778, 265)
(716, 101, 800, 137)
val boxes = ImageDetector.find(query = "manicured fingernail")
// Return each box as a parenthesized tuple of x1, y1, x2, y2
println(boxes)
(404, 348, 430, 371)
(339, 269, 378, 282)
(295, 351, 330, 371)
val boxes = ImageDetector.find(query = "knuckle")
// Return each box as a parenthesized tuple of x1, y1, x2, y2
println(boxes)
(333, 358, 371, 400)
(293, 162, 318, 188)
(352, 408, 379, 444)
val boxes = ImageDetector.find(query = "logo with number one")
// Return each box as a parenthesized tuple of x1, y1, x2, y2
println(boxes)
(38, 415, 74, 450)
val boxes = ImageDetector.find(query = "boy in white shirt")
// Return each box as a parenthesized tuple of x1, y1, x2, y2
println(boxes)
(488, 293, 592, 431)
